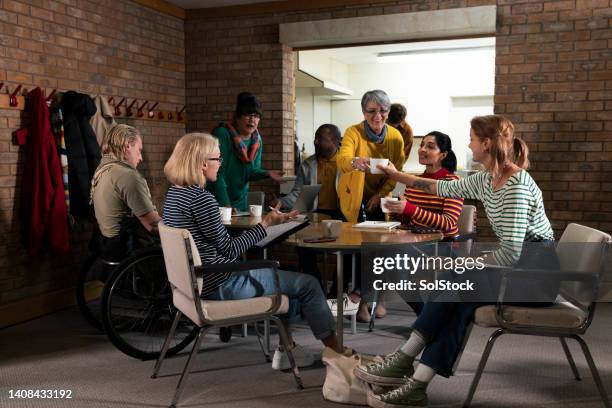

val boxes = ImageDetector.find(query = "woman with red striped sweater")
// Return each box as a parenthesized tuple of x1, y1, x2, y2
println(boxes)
(384, 131, 464, 238)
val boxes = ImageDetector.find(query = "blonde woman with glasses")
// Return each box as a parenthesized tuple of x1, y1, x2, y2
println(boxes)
(163, 133, 341, 370)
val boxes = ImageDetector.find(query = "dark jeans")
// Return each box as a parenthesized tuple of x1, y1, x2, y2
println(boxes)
(410, 240, 559, 377)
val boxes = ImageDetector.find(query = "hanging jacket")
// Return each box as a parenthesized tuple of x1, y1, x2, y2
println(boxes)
(61, 91, 101, 219)
(16, 87, 70, 257)
(90, 95, 116, 146)
(51, 108, 70, 211)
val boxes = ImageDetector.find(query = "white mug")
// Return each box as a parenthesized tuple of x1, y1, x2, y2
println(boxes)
(380, 197, 398, 213)
(219, 207, 232, 222)
(369, 158, 389, 174)
(322, 219, 342, 238)
(249, 204, 263, 217)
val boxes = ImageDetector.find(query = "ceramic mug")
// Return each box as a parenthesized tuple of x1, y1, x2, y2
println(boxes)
(380, 197, 399, 213)
(369, 158, 389, 174)
(219, 207, 232, 222)
(322, 219, 342, 238)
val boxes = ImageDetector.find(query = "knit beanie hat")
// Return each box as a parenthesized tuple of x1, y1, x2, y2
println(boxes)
(235, 92, 262, 118)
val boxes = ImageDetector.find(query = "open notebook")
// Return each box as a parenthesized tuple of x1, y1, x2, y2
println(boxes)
(352, 221, 401, 230)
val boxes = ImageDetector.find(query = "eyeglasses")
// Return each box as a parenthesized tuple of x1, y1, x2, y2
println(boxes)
(242, 113, 261, 119)
(206, 157, 223, 164)
(364, 108, 389, 116)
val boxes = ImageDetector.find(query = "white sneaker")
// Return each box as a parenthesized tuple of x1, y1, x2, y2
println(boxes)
(271, 343, 315, 370)
(327, 294, 360, 315)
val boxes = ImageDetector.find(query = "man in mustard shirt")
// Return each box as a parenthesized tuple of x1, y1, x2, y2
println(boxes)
(337, 90, 405, 222)
(274, 124, 341, 218)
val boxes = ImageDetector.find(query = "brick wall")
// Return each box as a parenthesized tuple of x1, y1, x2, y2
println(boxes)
(186, 0, 611, 240)
(494, 0, 612, 238)
(0, 0, 185, 306)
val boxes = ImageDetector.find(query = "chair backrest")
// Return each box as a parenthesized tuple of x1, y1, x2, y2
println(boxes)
(158, 222, 205, 325)
(457, 205, 477, 235)
(248, 191, 265, 206)
(557, 223, 611, 307)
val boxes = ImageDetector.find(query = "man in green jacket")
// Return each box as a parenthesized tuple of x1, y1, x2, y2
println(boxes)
(207, 92, 284, 211)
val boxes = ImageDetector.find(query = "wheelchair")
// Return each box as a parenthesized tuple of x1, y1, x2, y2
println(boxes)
(76, 228, 199, 360)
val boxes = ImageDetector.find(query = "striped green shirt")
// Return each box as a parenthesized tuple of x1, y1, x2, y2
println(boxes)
(437, 170, 554, 266)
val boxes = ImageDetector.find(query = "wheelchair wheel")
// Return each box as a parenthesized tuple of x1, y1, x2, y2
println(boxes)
(76, 253, 116, 331)
(101, 247, 199, 360)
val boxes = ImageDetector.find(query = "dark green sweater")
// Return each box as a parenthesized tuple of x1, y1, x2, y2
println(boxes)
(206, 125, 269, 211)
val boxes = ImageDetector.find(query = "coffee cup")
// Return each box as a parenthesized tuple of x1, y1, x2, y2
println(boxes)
(219, 207, 232, 222)
(249, 204, 263, 217)
(322, 219, 342, 238)
(369, 158, 389, 174)
(380, 197, 398, 213)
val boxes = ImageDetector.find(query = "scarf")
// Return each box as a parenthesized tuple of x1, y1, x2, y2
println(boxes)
(225, 122, 261, 163)
(364, 121, 387, 143)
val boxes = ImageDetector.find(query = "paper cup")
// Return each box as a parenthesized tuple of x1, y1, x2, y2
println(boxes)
(369, 158, 389, 174)
(249, 204, 262, 217)
(381, 197, 398, 213)
(219, 207, 232, 222)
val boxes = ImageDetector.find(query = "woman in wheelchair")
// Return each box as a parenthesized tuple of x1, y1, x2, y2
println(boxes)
(91, 124, 161, 261)
(356, 115, 559, 408)
(162, 132, 340, 370)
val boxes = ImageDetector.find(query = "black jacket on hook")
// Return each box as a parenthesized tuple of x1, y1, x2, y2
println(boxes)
(60, 91, 101, 219)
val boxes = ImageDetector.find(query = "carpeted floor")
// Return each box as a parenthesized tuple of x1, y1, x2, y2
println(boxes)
(1, 293, 611, 408)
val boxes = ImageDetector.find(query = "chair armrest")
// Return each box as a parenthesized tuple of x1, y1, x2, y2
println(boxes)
(195, 260, 280, 275)
(195, 260, 285, 315)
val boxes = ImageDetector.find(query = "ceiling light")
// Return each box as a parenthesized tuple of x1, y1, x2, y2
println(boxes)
(376, 45, 494, 63)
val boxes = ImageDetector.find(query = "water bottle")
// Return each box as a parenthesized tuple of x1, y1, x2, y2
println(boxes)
(360, 203, 367, 222)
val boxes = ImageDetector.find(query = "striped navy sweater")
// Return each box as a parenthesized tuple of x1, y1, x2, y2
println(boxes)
(437, 170, 554, 266)
(163, 185, 267, 296)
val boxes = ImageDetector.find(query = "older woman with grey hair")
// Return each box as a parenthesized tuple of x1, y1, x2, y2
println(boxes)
(336, 90, 405, 322)
(337, 89, 405, 223)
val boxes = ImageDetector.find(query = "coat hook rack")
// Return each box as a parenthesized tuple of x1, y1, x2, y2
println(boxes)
(148, 102, 158, 118)
(114, 97, 126, 116)
(9, 84, 22, 107)
(125, 99, 137, 117)
(45, 89, 57, 101)
(177, 106, 186, 121)
(137, 100, 148, 118)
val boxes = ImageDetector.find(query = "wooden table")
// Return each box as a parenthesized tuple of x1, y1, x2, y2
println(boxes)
(287, 222, 442, 350)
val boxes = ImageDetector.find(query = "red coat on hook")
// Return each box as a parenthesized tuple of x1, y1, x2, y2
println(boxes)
(16, 87, 70, 257)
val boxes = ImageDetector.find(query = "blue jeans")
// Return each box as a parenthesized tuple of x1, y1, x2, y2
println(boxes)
(204, 268, 336, 341)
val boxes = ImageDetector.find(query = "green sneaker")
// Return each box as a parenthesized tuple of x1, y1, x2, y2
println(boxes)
(354, 350, 415, 386)
(367, 377, 428, 407)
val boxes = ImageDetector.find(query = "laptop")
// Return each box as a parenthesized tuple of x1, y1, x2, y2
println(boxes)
(290, 184, 321, 212)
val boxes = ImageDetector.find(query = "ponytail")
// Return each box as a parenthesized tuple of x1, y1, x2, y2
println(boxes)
(513, 137, 529, 169)
(442, 149, 457, 173)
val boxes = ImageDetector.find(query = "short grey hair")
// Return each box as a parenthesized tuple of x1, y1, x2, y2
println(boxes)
(361, 90, 391, 112)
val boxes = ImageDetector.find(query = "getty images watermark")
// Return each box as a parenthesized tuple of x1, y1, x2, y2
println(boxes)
(371, 252, 486, 292)
(359, 241, 602, 303)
